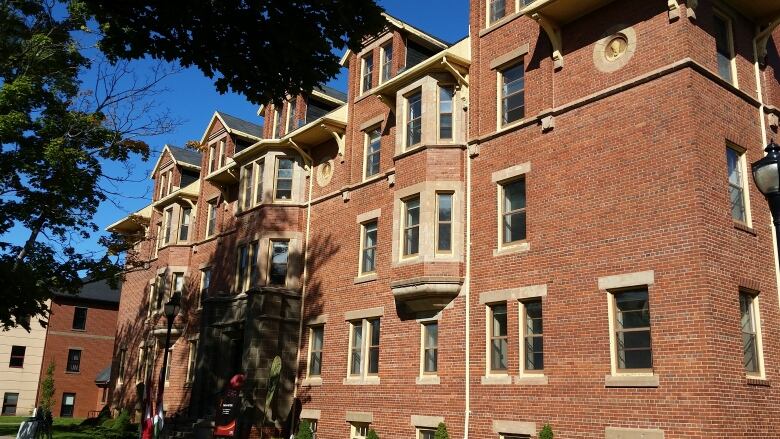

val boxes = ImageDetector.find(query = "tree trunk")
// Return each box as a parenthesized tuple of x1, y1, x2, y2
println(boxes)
(12, 213, 46, 272)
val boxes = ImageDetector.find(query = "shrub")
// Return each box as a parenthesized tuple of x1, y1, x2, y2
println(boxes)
(539, 424, 554, 439)
(366, 428, 379, 439)
(113, 409, 132, 431)
(434, 422, 449, 439)
(39, 361, 56, 413)
(295, 420, 314, 439)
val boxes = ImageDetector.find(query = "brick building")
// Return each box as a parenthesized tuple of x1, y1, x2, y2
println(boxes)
(107, 1, 780, 438)
(39, 279, 120, 418)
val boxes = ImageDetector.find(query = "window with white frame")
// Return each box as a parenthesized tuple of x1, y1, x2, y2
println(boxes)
(488, 0, 505, 25)
(364, 128, 381, 178)
(255, 159, 265, 205)
(206, 200, 218, 238)
(361, 54, 374, 93)
(236, 241, 258, 293)
(199, 268, 210, 307)
(417, 428, 436, 439)
(351, 423, 369, 439)
(360, 220, 378, 274)
(521, 299, 543, 373)
(611, 288, 652, 371)
(286, 99, 297, 134)
(208, 142, 219, 173)
(402, 196, 421, 257)
(380, 43, 393, 83)
(500, 178, 526, 245)
(500, 62, 525, 126)
(740, 291, 764, 377)
(171, 272, 184, 301)
(153, 223, 161, 258)
(268, 240, 289, 286)
(178, 208, 191, 241)
(117, 348, 127, 383)
(436, 193, 453, 253)
(159, 171, 168, 199)
(273, 107, 283, 138)
(240, 163, 254, 211)
(137, 347, 147, 382)
(186, 340, 197, 383)
(406, 91, 423, 148)
(439, 85, 454, 140)
(147, 283, 156, 317)
(726, 145, 749, 223)
(489, 303, 508, 372)
(163, 208, 173, 245)
(713, 11, 736, 85)
(219, 139, 227, 169)
(421, 321, 438, 374)
(274, 158, 294, 200)
(308, 325, 324, 377)
(349, 318, 380, 378)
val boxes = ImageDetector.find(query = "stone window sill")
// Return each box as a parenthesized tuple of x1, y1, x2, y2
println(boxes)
(354, 273, 378, 284)
(514, 374, 548, 385)
(493, 242, 530, 257)
(343, 376, 380, 386)
(481, 374, 512, 385)
(416, 375, 440, 385)
(479, 10, 523, 37)
(301, 377, 323, 387)
(734, 221, 756, 235)
(747, 377, 770, 387)
(604, 374, 659, 388)
(65, 371, 81, 375)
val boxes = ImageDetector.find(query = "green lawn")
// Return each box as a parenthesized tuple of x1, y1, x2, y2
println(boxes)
(0, 416, 86, 437)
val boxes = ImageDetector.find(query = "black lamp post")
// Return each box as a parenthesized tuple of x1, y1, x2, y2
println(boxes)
(751, 139, 780, 250)
(155, 292, 181, 413)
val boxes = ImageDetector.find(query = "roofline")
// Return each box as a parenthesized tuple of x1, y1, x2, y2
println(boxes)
(147, 144, 202, 180)
(311, 89, 347, 106)
(198, 111, 264, 145)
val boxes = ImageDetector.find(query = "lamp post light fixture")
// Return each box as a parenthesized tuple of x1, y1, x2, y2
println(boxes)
(751, 139, 780, 258)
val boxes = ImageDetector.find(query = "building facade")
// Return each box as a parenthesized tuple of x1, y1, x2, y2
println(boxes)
(108, 1, 780, 437)
(0, 324, 47, 417)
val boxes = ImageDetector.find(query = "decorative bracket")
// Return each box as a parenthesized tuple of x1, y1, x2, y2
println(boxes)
(441, 56, 469, 88)
(667, 0, 681, 21)
(532, 13, 563, 70)
(686, 0, 698, 19)
(287, 139, 313, 170)
(756, 18, 780, 63)
(322, 125, 346, 163)
(376, 94, 396, 114)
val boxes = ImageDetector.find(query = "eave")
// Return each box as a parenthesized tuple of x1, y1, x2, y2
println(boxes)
(391, 276, 464, 316)
(152, 180, 200, 210)
(372, 44, 471, 98)
(106, 205, 153, 234)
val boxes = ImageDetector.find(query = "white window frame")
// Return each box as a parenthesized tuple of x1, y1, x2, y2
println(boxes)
(417, 427, 436, 439)
(153, 223, 161, 258)
(726, 143, 752, 226)
(405, 89, 423, 149)
(363, 127, 382, 180)
(713, 9, 738, 87)
(361, 53, 374, 94)
(347, 318, 380, 380)
(218, 139, 227, 169)
(236, 241, 258, 293)
(178, 207, 191, 242)
(163, 208, 173, 245)
(359, 220, 378, 275)
(740, 290, 766, 379)
(486, 0, 507, 26)
(164, 346, 173, 385)
(380, 43, 393, 84)
(286, 98, 297, 133)
(273, 157, 295, 202)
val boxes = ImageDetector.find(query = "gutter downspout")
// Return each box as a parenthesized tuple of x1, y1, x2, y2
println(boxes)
(291, 149, 314, 437)
(463, 93, 472, 439)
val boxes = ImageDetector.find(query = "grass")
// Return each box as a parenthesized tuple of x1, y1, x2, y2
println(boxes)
(0, 416, 106, 438)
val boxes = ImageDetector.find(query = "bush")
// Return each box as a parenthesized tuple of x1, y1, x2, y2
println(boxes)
(434, 422, 449, 439)
(539, 424, 554, 439)
(366, 428, 379, 439)
(113, 410, 132, 431)
(295, 419, 314, 439)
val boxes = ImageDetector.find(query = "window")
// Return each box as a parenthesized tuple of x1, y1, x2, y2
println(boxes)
(2, 393, 18, 416)
(360, 221, 378, 274)
(286, 99, 297, 133)
(418, 428, 436, 439)
(439, 86, 454, 140)
(163, 208, 173, 244)
(268, 240, 289, 286)
(349, 318, 380, 378)
(303, 419, 318, 437)
(179, 208, 191, 241)
(241, 163, 254, 211)
(117, 348, 127, 383)
(206, 200, 217, 238)
(60, 393, 75, 417)
(521, 300, 543, 372)
(612, 289, 652, 371)
(199, 269, 211, 307)
(137, 347, 147, 382)
(740, 292, 763, 376)
(237, 242, 258, 292)
(436, 193, 453, 253)
(381, 43, 393, 83)
(726, 146, 748, 223)
(308, 326, 324, 376)
(714, 11, 735, 84)
(164, 348, 173, 383)
(72, 307, 87, 330)
(351, 423, 369, 439)
(219, 139, 227, 169)
(489, 304, 508, 372)
(500, 63, 525, 126)
(147, 283, 156, 317)
(403, 197, 421, 257)
(255, 160, 265, 205)
(273, 107, 283, 138)
(159, 172, 167, 199)
(9, 346, 25, 368)
(66, 349, 81, 373)
(185, 341, 197, 383)
(209, 143, 219, 173)
(489, 0, 505, 24)
(155, 274, 166, 311)
(100, 387, 108, 404)
(422, 322, 438, 374)
(361, 54, 373, 93)
(153, 224, 161, 258)
(501, 179, 526, 244)
(364, 128, 381, 178)
(274, 158, 294, 200)
(172, 272, 184, 301)
(406, 91, 422, 147)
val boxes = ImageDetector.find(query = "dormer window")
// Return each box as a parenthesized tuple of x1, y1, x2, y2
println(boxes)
(361, 54, 374, 93)
(219, 139, 227, 168)
(286, 99, 298, 133)
(159, 172, 167, 199)
(406, 91, 422, 148)
(208, 139, 226, 173)
(273, 107, 283, 138)
(380, 43, 393, 83)
(488, 0, 505, 25)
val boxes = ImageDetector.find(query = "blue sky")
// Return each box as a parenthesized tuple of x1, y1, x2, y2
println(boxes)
(3, 0, 469, 258)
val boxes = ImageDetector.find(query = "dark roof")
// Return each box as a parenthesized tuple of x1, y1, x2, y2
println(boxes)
(168, 145, 202, 168)
(382, 11, 452, 47)
(54, 278, 121, 304)
(216, 111, 264, 139)
(95, 365, 111, 384)
(315, 85, 348, 103)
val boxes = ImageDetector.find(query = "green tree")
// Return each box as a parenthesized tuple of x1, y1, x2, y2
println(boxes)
(76, 0, 385, 105)
(366, 429, 379, 439)
(540, 424, 554, 439)
(39, 360, 55, 412)
(434, 422, 449, 439)
(295, 420, 314, 439)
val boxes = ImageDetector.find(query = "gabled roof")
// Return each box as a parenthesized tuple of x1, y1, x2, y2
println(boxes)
(54, 278, 121, 304)
(95, 365, 111, 384)
(199, 111, 264, 144)
(148, 144, 202, 179)
(339, 12, 451, 67)
(314, 85, 348, 103)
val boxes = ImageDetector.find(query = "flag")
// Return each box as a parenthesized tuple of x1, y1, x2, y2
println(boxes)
(141, 367, 153, 439)
(153, 348, 167, 439)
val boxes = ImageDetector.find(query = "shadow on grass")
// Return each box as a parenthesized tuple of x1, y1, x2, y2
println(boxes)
(0, 418, 138, 439)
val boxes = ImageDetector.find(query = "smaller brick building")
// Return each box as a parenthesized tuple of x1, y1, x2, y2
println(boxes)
(39, 279, 120, 418)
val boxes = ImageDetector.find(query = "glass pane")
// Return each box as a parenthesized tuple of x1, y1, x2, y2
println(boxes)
(405, 227, 419, 255)
(424, 348, 438, 373)
(438, 223, 452, 251)
(269, 241, 289, 285)
(425, 323, 438, 348)
(622, 348, 652, 369)
(730, 186, 746, 222)
(408, 119, 422, 145)
(310, 352, 322, 376)
(438, 194, 452, 221)
(503, 211, 526, 243)
(726, 148, 741, 185)
(368, 347, 379, 374)
(503, 64, 524, 89)
(492, 305, 507, 336)
(408, 93, 422, 119)
(621, 330, 651, 349)
(351, 325, 362, 374)
(743, 333, 758, 372)
(362, 247, 375, 273)
(370, 319, 380, 345)
(491, 338, 508, 370)
(406, 198, 420, 225)
(504, 180, 526, 212)
(525, 301, 542, 334)
(312, 327, 324, 350)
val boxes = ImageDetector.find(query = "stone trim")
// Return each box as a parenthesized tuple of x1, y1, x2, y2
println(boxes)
(410, 415, 445, 428)
(605, 427, 664, 439)
(604, 374, 659, 388)
(306, 314, 328, 325)
(415, 375, 441, 385)
(479, 284, 547, 304)
(492, 420, 536, 435)
(354, 273, 378, 284)
(359, 115, 385, 132)
(300, 409, 321, 420)
(344, 306, 384, 321)
(593, 25, 637, 73)
(491, 162, 531, 183)
(343, 376, 380, 386)
(356, 208, 382, 224)
(598, 270, 654, 290)
(493, 241, 530, 257)
(514, 375, 548, 385)
(300, 377, 322, 387)
(345, 411, 373, 423)
(490, 44, 530, 70)
(481, 374, 512, 385)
